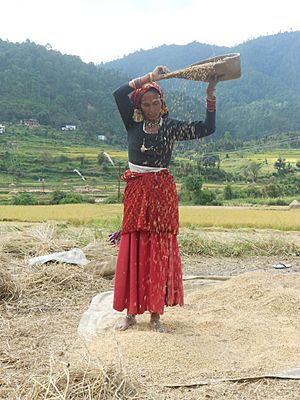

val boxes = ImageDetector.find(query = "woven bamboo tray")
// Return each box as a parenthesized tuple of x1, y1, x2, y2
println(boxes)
(160, 53, 241, 82)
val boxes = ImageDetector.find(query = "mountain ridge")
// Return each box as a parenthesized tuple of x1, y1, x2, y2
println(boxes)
(0, 31, 299, 142)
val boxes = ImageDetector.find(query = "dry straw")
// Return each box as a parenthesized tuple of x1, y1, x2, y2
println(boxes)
(0, 222, 76, 257)
(17, 359, 141, 400)
(21, 262, 112, 296)
(0, 264, 19, 300)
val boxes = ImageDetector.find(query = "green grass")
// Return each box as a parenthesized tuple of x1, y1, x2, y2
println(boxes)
(179, 232, 300, 257)
(1, 126, 299, 209)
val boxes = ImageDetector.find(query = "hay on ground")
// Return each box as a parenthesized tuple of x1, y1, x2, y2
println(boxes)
(16, 361, 141, 400)
(21, 262, 112, 295)
(0, 264, 19, 300)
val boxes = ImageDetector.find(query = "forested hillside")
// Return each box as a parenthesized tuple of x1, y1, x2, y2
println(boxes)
(1, 32, 300, 143)
(104, 31, 300, 138)
(0, 39, 128, 144)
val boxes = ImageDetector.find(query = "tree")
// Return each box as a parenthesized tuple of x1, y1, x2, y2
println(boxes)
(247, 161, 262, 182)
(242, 161, 262, 182)
(274, 157, 292, 174)
(198, 155, 220, 169)
(78, 155, 86, 168)
(223, 131, 234, 150)
(224, 185, 234, 200)
(182, 174, 203, 202)
(97, 151, 108, 166)
(184, 174, 203, 194)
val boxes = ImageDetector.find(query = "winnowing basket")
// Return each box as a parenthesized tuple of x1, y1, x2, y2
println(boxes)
(160, 53, 241, 82)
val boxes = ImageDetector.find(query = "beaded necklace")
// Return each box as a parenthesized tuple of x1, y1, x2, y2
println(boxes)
(143, 117, 162, 133)
(141, 117, 162, 152)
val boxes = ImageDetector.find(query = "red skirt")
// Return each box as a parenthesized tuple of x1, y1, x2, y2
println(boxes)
(113, 170, 184, 315)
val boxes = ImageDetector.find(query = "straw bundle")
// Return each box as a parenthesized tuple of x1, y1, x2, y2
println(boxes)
(0, 264, 19, 300)
(17, 362, 141, 400)
(1, 224, 80, 258)
(161, 52, 241, 82)
(21, 263, 112, 294)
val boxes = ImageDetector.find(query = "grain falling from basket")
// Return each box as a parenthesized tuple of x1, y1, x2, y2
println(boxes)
(160, 53, 241, 82)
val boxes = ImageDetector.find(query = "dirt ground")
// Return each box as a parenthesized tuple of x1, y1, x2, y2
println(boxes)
(1, 222, 300, 399)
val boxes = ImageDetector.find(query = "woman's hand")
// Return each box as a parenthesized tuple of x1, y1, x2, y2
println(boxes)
(129, 66, 170, 89)
(206, 75, 218, 100)
(151, 66, 170, 81)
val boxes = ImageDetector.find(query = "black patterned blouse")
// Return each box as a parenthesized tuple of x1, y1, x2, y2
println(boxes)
(113, 84, 216, 168)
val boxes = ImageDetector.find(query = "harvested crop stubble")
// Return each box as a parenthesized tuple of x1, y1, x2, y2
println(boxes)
(0, 252, 115, 398)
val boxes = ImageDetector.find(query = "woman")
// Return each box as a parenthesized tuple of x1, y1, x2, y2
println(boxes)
(113, 66, 217, 332)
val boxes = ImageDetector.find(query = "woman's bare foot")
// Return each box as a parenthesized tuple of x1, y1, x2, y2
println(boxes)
(150, 313, 164, 333)
(115, 315, 136, 331)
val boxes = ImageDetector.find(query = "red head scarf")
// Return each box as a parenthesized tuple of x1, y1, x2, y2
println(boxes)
(130, 82, 168, 117)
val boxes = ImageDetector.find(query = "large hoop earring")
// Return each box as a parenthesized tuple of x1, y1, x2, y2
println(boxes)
(133, 108, 144, 123)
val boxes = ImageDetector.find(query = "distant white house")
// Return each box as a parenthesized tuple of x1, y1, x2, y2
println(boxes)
(97, 135, 106, 141)
(62, 124, 76, 131)
(0, 124, 6, 134)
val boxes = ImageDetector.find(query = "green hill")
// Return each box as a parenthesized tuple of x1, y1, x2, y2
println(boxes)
(0, 39, 127, 144)
(1, 32, 300, 143)
(104, 31, 300, 137)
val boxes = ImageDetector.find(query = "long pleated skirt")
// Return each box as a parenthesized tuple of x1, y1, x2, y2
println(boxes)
(113, 169, 184, 315)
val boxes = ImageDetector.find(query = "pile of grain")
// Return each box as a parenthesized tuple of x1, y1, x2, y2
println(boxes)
(88, 271, 300, 387)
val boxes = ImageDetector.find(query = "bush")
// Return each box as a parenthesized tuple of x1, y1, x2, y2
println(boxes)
(11, 193, 37, 205)
(49, 190, 65, 204)
(201, 167, 229, 181)
(263, 182, 283, 198)
(266, 198, 290, 206)
(223, 185, 234, 200)
(244, 184, 263, 198)
(103, 194, 124, 204)
(59, 193, 83, 204)
(194, 189, 217, 205)
(49, 190, 90, 204)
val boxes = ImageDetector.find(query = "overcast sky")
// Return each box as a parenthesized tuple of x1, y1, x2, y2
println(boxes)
(1, 0, 299, 64)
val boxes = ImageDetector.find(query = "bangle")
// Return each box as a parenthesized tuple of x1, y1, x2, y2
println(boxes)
(134, 77, 142, 89)
(206, 97, 216, 112)
(130, 79, 136, 89)
(149, 72, 153, 82)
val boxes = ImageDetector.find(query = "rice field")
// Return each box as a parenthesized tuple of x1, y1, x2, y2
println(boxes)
(180, 206, 300, 231)
(0, 204, 299, 231)
(220, 148, 300, 175)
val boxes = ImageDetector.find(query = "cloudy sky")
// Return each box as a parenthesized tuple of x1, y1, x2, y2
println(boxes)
(1, 0, 299, 63)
